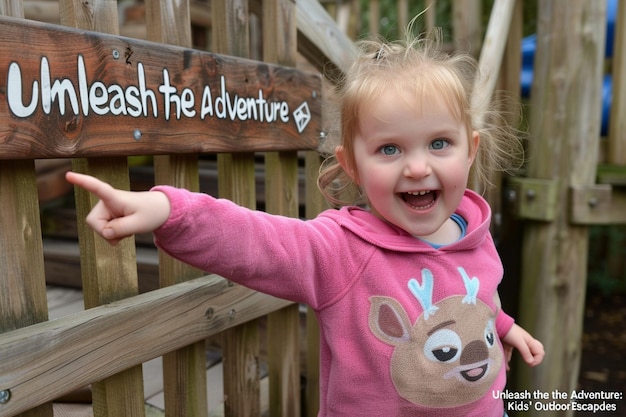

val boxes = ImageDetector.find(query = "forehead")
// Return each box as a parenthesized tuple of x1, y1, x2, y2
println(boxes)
(356, 68, 467, 122)
(358, 88, 463, 128)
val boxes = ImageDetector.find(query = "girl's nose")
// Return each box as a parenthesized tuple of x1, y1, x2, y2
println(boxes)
(403, 155, 432, 178)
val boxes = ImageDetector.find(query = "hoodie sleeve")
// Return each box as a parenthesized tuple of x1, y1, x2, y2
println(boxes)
(496, 309, 515, 339)
(151, 186, 355, 308)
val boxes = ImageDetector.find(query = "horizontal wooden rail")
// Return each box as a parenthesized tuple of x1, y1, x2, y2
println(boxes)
(0, 275, 292, 417)
(295, 0, 357, 74)
(0, 15, 321, 159)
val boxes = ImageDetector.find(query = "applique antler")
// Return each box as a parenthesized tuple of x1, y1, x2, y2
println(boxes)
(408, 269, 439, 320)
(457, 266, 479, 305)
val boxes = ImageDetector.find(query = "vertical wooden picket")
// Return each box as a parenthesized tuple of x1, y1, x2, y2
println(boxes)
(0, 159, 52, 417)
(212, 1, 261, 416)
(262, 2, 302, 416)
(304, 152, 326, 417)
(60, 1, 145, 416)
(144, 1, 209, 416)
(0, 2, 53, 417)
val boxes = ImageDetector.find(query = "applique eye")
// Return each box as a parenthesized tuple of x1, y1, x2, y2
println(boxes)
(424, 329, 462, 363)
(484, 319, 496, 348)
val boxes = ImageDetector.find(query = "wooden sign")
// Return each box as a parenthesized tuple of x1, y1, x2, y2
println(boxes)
(0, 16, 322, 159)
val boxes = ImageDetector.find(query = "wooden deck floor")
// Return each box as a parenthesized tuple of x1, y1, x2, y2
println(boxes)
(46, 286, 269, 417)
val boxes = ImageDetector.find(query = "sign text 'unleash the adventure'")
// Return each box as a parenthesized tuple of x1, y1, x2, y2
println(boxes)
(7, 55, 312, 134)
(0, 16, 321, 159)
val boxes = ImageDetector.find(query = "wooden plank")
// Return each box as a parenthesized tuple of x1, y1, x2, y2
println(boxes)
(212, 2, 262, 416)
(144, 1, 208, 416)
(262, 1, 301, 416)
(569, 185, 626, 225)
(0, 275, 292, 417)
(0, 160, 54, 417)
(0, 15, 321, 159)
(295, 0, 357, 74)
(59, 2, 146, 417)
(0, 3, 54, 417)
(303, 151, 326, 417)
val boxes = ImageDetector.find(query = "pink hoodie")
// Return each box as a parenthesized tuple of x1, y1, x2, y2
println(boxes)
(153, 186, 514, 417)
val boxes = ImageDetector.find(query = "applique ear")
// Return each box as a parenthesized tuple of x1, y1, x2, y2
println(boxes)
(369, 296, 412, 346)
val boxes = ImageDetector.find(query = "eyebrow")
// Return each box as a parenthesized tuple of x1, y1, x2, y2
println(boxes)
(427, 320, 456, 336)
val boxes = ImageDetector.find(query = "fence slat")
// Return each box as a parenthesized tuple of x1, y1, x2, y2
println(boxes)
(262, 1, 302, 416)
(0, 160, 52, 417)
(0, 2, 52, 417)
(212, 2, 262, 416)
(144, 1, 209, 416)
(60, 1, 145, 416)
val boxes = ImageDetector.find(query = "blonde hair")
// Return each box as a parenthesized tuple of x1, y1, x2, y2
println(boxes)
(318, 30, 523, 207)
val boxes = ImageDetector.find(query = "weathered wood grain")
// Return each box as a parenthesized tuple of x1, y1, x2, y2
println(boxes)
(0, 15, 321, 159)
(515, 2, 606, 411)
(0, 276, 291, 417)
(263, 1, 302, 416)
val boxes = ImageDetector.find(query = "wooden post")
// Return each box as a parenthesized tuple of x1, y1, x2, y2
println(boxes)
(515, 3, 606, 415)
(60, 0, 145, 416)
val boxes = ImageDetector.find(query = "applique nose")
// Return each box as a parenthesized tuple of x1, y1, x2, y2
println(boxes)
(460, 340, 488, 365)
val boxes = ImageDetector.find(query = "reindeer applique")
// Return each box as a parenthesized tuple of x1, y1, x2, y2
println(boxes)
(368, 267, 503, 408)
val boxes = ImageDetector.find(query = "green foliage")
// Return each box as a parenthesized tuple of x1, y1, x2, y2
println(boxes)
(588, 226, 626, 295)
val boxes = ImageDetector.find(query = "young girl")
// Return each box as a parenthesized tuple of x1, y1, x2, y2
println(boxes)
(67, 31, 544, 416)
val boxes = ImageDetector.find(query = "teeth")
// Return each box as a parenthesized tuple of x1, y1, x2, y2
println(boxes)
(407, 190, 431, 196)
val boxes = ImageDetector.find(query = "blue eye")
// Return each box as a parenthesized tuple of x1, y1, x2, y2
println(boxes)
(430, 139, 449, 150)
(380, 145, 399, 155)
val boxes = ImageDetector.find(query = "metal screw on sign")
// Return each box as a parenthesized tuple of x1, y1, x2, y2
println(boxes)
(112, 49, 120, 60)
(133, 129, 142, 141)
(0, 389, 11, 404)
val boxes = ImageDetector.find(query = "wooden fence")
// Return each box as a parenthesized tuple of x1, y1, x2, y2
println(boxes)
(2, 1, 625, 417)
(0, 1, 355, 416)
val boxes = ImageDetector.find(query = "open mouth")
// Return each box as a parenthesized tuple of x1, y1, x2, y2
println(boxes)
(401, 190, 438, 210)
(460, 364, 488, 382)
(444, 359, 493, 384)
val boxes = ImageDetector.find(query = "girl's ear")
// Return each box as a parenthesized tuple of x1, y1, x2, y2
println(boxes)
(335, 145, 359, 183)
(468, 131, 480, 165)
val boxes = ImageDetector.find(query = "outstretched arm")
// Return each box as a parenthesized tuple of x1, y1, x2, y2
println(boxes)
(66, 171, 171, 246)
(502, 323, 545, 368)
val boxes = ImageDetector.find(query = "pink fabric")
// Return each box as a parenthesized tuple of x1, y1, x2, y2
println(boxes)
(153, 187, 515, 416)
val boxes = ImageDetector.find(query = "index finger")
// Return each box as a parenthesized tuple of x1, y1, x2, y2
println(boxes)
(65, 171, 116, 201)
